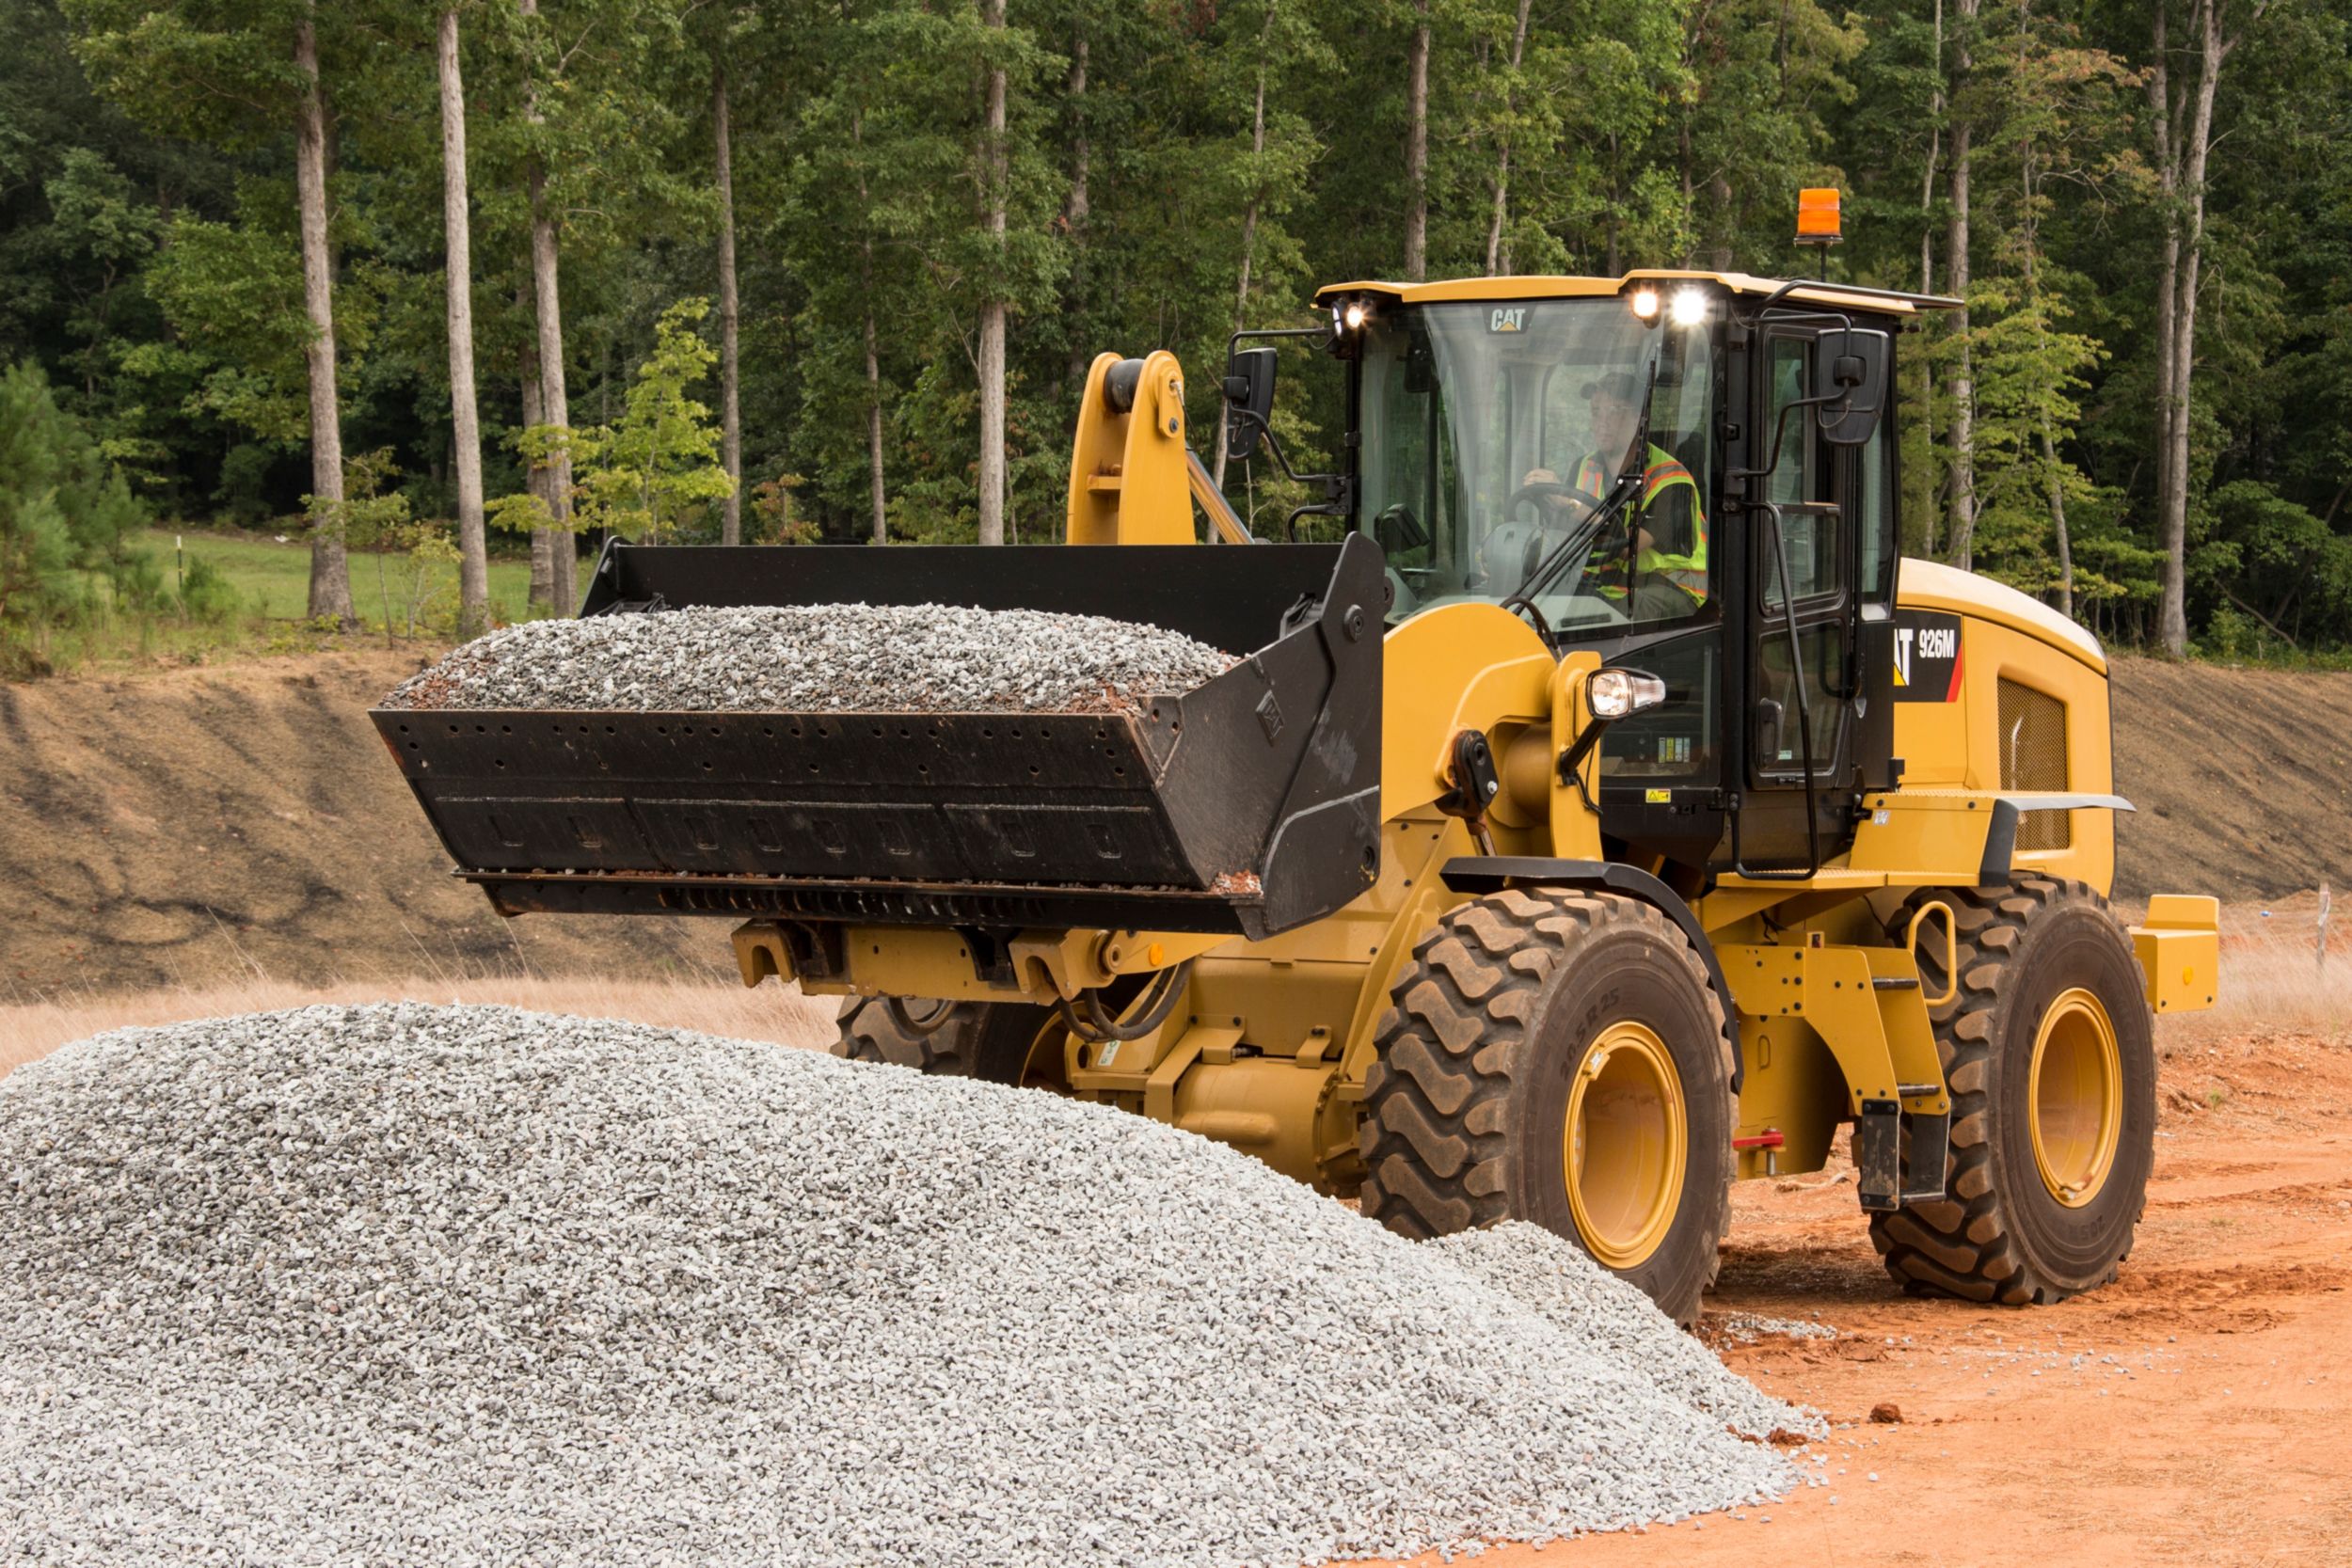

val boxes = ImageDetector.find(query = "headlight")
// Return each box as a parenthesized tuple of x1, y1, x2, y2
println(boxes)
(1670, 286, 1709, 327)
(1629, 287, 1661, 322)
(1587, 668, 1667, 721)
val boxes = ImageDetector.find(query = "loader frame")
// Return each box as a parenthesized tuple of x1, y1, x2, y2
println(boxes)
(381, 267, 2220, 1310)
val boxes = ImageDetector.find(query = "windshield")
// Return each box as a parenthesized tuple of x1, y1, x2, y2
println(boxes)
(1359, 298, 1717, 633)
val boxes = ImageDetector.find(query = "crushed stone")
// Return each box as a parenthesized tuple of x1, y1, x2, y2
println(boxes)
(0, 1004, 1806, 1566)
(379, 603, 1237, 715)
(1433, 1224, 1828, 1442)
(1712, 1311, 1841, 1347)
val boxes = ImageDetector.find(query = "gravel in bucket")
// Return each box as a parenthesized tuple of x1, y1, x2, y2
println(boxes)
(379, 605, 1237, 716)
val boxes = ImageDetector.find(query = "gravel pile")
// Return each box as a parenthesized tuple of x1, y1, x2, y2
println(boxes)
(0, 1005, 1807, 1566)
(380, 604, 1237, 715)
(1433, 1224, 1826, 1443)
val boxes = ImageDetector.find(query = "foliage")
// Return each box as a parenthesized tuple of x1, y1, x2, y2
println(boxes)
(0, 0, 2344, 667)
(0, 357, 151, 670)
(749, 477, 818, 546)
(174, 550, 240, 623)
(499, 297, 735, 543)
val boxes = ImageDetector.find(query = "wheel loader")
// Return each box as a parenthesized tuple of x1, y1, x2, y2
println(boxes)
(377, 264, 2218, 1323)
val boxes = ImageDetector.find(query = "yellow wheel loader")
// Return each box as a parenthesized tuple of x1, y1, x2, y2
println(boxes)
(378, 268, 2218, 1323)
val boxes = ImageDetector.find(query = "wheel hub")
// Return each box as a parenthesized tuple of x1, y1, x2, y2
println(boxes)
(2028, 987, 2122, 1208)
(1564, 1022, 1687, 1268)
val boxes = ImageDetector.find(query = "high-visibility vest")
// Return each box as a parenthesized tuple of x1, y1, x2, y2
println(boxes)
(1575, 445, 1708, 606)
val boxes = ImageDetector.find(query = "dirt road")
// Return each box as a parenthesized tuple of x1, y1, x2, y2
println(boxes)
(1391, 1022, 2352, 1568)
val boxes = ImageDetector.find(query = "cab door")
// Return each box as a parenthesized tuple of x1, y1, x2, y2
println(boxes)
(1734, 327, 1869, 871)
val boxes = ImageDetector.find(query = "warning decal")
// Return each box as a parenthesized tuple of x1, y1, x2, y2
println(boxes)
(1893, 610, 1965, 703)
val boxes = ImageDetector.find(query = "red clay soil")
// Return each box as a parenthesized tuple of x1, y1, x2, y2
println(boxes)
(1375, 1025, 2352, 1568)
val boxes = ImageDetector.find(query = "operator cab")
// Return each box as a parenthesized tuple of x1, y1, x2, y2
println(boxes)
(1226, 270, 1958, 886)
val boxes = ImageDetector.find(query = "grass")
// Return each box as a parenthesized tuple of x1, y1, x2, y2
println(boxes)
(2175, 930, 2352, 1042)
(17, 527, 557, 676)
(0, 974, 835, 1084)
(140, 528, 540, 628)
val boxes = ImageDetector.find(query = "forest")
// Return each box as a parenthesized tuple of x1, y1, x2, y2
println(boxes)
(0, 0, 2346, 669)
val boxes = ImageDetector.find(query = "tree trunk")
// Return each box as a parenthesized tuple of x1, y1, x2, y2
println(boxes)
(293, 10, 353, 625)
(1943, 0, 1978, 570)
(1063, 30, 1091, 395)
(976, 0, 1009, 546)
(1213, 8, 1277, 491)
(1483, 0, 1534, 276)
(2013, 19, 2074, 621)
(2041, 419, 2074, 615)
(856, 105, 886, 546)
(714, 64, 742, 546)
(437, 8, 488, 636)
(2148, 5, 2182, 652)
(520, 0, 574, 613)
(2156, 0, 2239, 657)
(1404, 2, 1429, 281)
(521, 338, 552, 606)
(1915, 0, 1942, 554)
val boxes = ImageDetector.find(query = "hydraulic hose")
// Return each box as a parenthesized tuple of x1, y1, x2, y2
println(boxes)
(1057, 961, 1194, 1045)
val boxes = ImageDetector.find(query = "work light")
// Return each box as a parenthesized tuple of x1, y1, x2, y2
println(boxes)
(1587, 668, 1667, 721)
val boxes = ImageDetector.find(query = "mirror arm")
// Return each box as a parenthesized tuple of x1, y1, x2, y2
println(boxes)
(1228, 406, 1347, 503)
(1726, 390, 1840, 489)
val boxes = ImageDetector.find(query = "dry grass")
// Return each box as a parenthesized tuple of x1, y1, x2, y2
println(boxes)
(2169, 933, 2352, 1042)
(5, 918, 2339, 1085)
(0, 974, 836, 1083)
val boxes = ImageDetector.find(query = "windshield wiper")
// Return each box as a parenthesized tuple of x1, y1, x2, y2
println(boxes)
(1505, 471, 1640, 610)
(1507, 359, 1663, 614)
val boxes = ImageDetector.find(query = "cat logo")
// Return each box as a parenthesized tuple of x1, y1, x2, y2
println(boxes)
(1489, 307, 1527, 334)
(1892, 610, 1965, 702)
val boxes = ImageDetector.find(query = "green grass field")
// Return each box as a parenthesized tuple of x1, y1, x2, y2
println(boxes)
(15, 528, 557, 677)
(145, 528, 542, 627)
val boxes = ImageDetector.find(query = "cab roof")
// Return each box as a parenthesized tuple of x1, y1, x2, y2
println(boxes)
(1311, 269, 1962, 318)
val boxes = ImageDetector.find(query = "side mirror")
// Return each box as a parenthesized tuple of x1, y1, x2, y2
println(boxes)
(1223, 346, 1277, 460)
(1373, 502, 1430, 557)
(1813, 327, 1888, 447)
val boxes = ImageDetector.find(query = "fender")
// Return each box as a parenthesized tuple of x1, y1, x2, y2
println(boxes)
(1437, 856, 1743, 1092)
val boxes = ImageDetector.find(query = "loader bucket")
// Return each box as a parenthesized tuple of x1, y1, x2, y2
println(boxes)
(373, 534, 1386, 942)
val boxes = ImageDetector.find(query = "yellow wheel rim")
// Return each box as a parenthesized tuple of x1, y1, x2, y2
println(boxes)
(1564, 1022, 1687, 1270)
(2028, 987, 2122, 1208)
(1021, 1017, 1073, 1093)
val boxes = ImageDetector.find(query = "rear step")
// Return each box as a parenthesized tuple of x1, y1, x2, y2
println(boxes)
(374, 535, 1388, 942)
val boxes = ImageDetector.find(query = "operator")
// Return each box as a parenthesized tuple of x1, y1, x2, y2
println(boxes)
(1520, 371, 1708, 621)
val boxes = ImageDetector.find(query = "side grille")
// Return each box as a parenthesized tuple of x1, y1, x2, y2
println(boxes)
(1997, 678, 2070, 850)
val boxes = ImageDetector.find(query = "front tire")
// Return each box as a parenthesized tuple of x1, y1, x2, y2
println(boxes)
(1872, 877, 2156, 1304)
(1359, 889, 1735, 1324)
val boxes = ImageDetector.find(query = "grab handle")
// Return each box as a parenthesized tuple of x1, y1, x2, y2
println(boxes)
(1906, 900, 1959, 1009)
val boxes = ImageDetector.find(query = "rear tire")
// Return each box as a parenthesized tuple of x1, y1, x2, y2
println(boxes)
(834, 996, 1062, 1087)
(1872, 877, 2155, 1305)
(1359, 888, 1735, 1325)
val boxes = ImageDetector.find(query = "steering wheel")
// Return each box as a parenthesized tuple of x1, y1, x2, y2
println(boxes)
(1506, 479, 1608, 523)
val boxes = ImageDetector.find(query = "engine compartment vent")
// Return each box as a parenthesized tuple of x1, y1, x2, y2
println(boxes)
(1997, 677, 2070, 850)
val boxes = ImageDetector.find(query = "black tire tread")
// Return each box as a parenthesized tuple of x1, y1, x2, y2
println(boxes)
(1870, 875, 2149, 1305)
(1359, 888, 1736, 1321)
(833, 995, 981, 1075)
